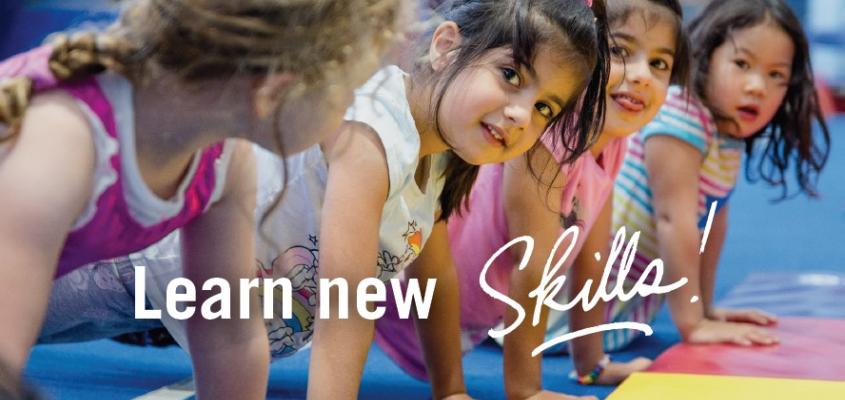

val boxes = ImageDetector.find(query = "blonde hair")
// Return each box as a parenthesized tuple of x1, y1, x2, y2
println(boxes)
(0, 0, 402, 139)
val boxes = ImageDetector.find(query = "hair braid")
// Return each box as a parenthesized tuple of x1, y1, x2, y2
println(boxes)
(1, 0, 403, 143)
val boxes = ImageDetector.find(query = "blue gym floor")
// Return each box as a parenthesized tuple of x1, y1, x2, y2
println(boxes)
(7, 1, 845, 399)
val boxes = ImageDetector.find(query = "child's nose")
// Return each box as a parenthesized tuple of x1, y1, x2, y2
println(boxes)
(627, 57, 652, 87)
(504, 95, 533, 129)
(744, 72, 766, 97)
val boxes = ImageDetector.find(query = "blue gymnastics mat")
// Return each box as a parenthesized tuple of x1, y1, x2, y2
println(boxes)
(719, 272, 845, 319)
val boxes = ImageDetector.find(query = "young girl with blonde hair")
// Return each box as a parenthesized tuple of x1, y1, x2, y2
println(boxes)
(0, 0, 403, 397)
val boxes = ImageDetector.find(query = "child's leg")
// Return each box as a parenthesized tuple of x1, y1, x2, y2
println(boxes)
(39, 258, 163, 344)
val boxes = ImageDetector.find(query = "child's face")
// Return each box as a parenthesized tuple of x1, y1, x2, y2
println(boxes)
(705, 22, 794, 138)
(438, 44, 581, 165)
(604, 13, 677, 139)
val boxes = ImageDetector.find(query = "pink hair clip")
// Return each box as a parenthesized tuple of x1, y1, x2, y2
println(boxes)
(584, 0, 592, 6)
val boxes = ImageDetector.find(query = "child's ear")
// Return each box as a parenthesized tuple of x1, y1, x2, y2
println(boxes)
(253, 73, 295, 119)
(429, 21, 462, 72)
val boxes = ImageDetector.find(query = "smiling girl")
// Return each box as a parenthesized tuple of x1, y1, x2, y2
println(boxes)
(570, 0, 831, 352)
(375, 0, 687, 397)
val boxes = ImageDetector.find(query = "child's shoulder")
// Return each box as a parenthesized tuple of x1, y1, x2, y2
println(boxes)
(20, 89, 97, 152)
(209, 138, 260, 209)
(345, 65, 413, 139)
(344, 65, 419, 192)
(641, 86, 716, 154)
(661, 86, 711, 122)
(0, 45, 94, 151)
(352, 65, 407, 97)
(1, 89, 98, 225)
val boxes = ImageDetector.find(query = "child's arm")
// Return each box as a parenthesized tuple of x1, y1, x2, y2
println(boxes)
(645, 136, 776, 345)
(407, 220, 470, 399)
(501, 151, 630, 399)
(698, 204, 726, 318)
(0, 92, 96, 372)
(500, 150, 568, 399)
(180, 140, 270, 399)
(700, 205, 776, 326)
(306, 122, 389, 399)
(644, 135, 704, 337)
(567, 200, 651, 385)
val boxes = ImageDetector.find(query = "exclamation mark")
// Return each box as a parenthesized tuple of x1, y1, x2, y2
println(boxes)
(700, 201, 719, 254)
(691, 201, 719, 304)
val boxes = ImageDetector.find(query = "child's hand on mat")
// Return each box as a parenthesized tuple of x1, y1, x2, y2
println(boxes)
(707, 307, 778, 326)
(525, 390, 598, 400)
(595, 357, 652, 385)
(441, 393, 474, 400)
(687, 319, 779, 346)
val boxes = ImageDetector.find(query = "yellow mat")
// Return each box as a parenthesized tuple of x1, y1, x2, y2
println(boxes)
(607, 372, 845, 400)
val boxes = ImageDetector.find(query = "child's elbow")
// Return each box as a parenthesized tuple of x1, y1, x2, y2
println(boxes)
(653, 211, 697, 239)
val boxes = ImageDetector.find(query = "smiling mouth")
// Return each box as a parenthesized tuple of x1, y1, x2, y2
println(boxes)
(482, 123, 506, 147)
(611, 93, 645, 112)
(737, 105, 760, 121)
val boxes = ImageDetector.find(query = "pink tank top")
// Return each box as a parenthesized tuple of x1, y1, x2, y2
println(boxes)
(0, 45, 229, 277)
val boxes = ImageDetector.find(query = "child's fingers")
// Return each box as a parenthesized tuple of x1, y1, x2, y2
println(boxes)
(440, 394, 474, 400)
(753, 310, 778, 325)
(526, 390, 587, 400)
(730, 334, 753, 346)
(728, 326, 777, 347)
(597, 359, 650, 385)
(555, 392, 596, 400)
(750, 313, 776, 326)
(595, 364, 627, 385)
(746, 328, 778, 345)
(628, 357, 653, 371)
(724, 309, 778, 325)
(734, 312, 768, 325)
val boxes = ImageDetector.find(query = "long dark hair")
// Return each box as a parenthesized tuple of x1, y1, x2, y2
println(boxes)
(417, 0, 611, 221)
(687, 0, 830, 198)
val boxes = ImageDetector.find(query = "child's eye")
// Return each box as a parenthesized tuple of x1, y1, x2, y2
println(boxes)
(733, 59, 750, 70)
(770, 71, 788, 80)
(611, 46, 630, 59)
(535, 103, 553, 119)
(502, 67, 521, 86)
(651, 58, 671, 71)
